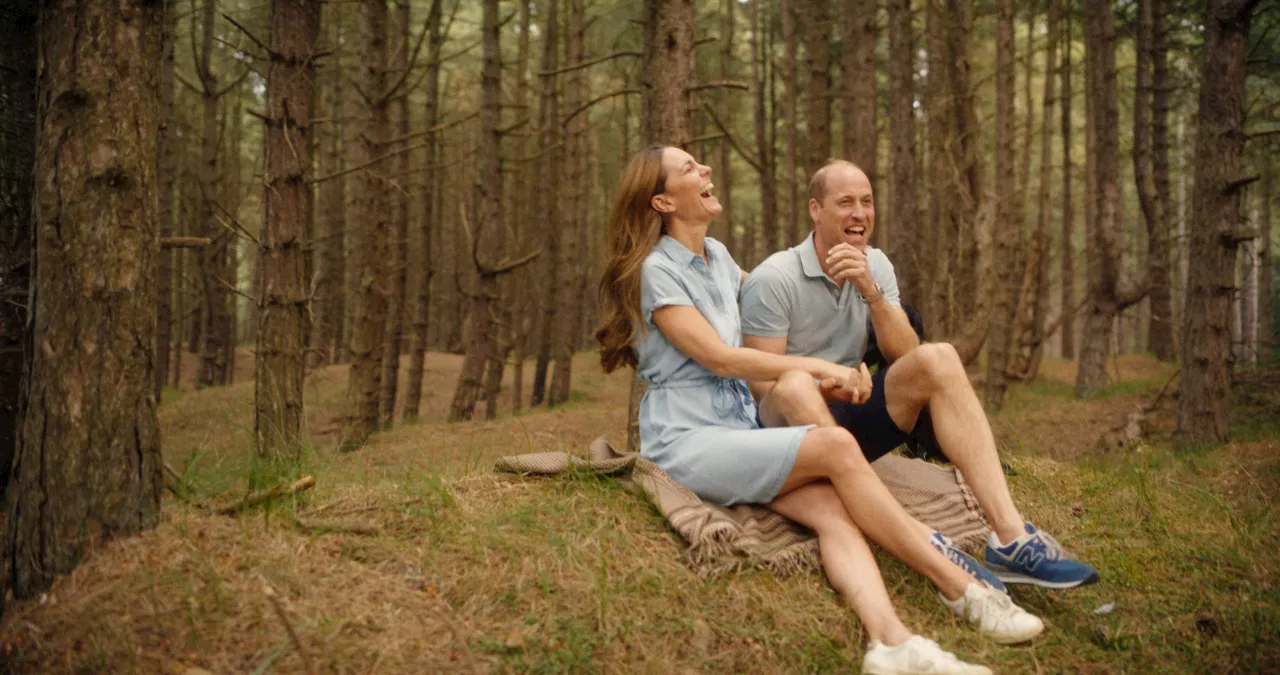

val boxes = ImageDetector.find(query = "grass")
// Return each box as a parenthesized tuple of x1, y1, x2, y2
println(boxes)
(0, 351, 1277, 673)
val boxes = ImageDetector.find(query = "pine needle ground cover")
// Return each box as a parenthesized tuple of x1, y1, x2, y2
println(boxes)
(0, 353, 1276, 673)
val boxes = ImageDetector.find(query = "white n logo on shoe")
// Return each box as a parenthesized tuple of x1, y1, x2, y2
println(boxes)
(1013, 545, 1046, 572)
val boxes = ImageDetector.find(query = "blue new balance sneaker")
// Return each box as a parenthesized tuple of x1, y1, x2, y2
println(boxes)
(984, 523, 1100, 589)
(929, 532, 1007, 594)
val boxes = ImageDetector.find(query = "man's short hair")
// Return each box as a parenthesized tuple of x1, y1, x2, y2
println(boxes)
(808, 159, 866, 205)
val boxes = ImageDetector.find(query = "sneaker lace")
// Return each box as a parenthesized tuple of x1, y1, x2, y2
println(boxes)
(1031, 529, 1067, 561)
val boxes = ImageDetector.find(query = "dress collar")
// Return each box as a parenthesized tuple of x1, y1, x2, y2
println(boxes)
(657, 234, 711, 266)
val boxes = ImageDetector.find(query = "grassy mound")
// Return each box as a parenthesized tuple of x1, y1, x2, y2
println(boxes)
(1, 353, 1276, 673)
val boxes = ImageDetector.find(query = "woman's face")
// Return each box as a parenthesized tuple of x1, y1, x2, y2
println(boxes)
(652, 147, 721, 223)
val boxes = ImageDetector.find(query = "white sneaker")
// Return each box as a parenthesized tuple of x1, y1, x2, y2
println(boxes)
(862, 635, 992, 675)
(941, 582, 1045, 644)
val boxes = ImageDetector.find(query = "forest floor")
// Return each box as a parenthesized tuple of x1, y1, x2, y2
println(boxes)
(0, 350, 1277, 674)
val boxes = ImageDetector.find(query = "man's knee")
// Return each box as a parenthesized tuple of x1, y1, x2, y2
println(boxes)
(773, 369, 819, 401)
(809, 427, 872, 478)
(913, 342, 966, 388)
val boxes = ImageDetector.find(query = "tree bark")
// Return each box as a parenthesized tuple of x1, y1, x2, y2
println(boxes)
(1147, 0, 1175, 361)
(801, 0, 832, 180)
(1260, 150, 1274, 365)
(751, 0, 776, 267)
(1060, 4, 1076, 359)
(781, 0, 801, 247)
(340, 0, 391, 448)
(196, 0, 228, 389)
(0, 0, 37, 500)
(507, 0, 532, 415)
(1176, 0, 1258, 445)
(530, 0, 561, 407)
(985, 0, 1017, 409)
(255, 0, 319, 457)
(924, 0, 950, 336)
(402, 0, 445, 424)
(155, 0, 177, 400)
(448, 0, 505, 421)
(310, 2, 345, 367)
(1008, 0, 1060, 382)
(549, 0, 588, 408)
(844, 0, 878, 193)
(9, 0, 163, 599)
(1077, 0, 1147, 397)
(887, 0, 920, 305)
(379, 0, 412, 427)
(632, 0, 695, 451)
(719, 0, 736, 259)
(222, 91, 242, 385)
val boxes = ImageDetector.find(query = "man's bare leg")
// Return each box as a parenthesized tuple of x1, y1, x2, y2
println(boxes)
(881, 343, 1025, 546)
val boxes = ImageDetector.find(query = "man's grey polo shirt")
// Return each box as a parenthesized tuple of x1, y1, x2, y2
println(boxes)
(740, 233, 901, 367)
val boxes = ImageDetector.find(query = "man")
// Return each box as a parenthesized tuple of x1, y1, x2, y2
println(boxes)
(740, 159, 1098, 590)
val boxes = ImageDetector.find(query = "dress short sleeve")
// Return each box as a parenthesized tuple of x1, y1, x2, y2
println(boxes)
(640, 260, 695, 326)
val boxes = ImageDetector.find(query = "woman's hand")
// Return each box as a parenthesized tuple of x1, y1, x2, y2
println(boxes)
(818, 362, 872, 405)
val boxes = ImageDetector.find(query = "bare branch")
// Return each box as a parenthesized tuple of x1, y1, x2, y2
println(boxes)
(384, 111, 478, 145)
(700, 102, 761, 172)
(222, 13, 271, 56)
(686, 80, 750, 94)
(263, 582, 319, 675)
(562, 89, 640, 127)
(539, 50, 642, 76)
(161, 236, 212, 249)
(213, 67, 252, 98)
(218, 476, 316, 515)
(380, 17, 434, 105)
(310, 140, 432, 185)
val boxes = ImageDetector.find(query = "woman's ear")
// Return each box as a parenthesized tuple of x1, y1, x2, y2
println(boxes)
(650, 193, 674, 214)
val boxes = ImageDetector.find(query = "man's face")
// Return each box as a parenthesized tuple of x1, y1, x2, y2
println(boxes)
(809, 165, 875, 253)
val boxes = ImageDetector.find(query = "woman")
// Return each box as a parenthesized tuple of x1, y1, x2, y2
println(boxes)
(596, 146, 1040, 675)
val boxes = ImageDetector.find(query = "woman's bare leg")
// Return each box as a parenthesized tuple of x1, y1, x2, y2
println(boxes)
(774, 404, 974, 600)
(769, 482, 913, 646)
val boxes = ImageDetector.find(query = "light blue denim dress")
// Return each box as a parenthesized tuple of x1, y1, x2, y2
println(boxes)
(636, 235, 813, 506)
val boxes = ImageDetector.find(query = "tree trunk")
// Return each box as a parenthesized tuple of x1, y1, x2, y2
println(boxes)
(1260, 151, 1273, 365)
(887, 0, 920, 305)
(255, 0, 319, 457)
(781, 0, 800, 247)
(719, 0, 736, 259)
(8, 0, 163, 599)
(1077, 0, 1147, 397)
(340, 0, 391, 448)
(632, 0, 695, 451)
(844, 0, 878, 192)
(448, 0, 505, 422)
(222, 92, 242, 385)
(801, 0, 832, 180)
(985, 0, 1017, 409)
(530, 0, 561, 407)
(549, 0, 588, 408)
(0, 0, 37, 500)
(1177, 0, 1258, 445)
(196, 0, 228, 389)
(402, 0, 445, 424)
(379, 0, 412, 427)
(751, 0, 776, 267)
(1060, 4, 1076, 359)
(310, 2, 345, 367)
(1147, 0, 1175, 361)
(155, 0, 177, 400)
(1008, 0, 1060, 382)
(924, 0, 950, 336)
(507, 0, 532, 415)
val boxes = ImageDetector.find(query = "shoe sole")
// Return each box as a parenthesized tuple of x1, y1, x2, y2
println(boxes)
(864, 664, 993, 675)
(990, 569, 1100, 589)
(985, 622, 1045, 645)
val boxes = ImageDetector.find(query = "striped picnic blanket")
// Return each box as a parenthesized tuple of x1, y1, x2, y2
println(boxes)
(496, 437, 989, 577)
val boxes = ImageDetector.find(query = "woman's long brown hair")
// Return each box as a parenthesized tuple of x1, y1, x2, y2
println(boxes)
(595, 145, 669, 373)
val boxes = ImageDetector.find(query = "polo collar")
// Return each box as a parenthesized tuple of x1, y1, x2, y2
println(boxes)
(657, 234, 711, 266)
(797, 233, 827, 279)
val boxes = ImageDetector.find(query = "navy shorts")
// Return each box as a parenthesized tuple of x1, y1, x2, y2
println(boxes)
(828, 368, 912, 463)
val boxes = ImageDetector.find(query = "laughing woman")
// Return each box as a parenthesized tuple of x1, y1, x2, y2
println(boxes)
(595, 146, 1040, 675)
